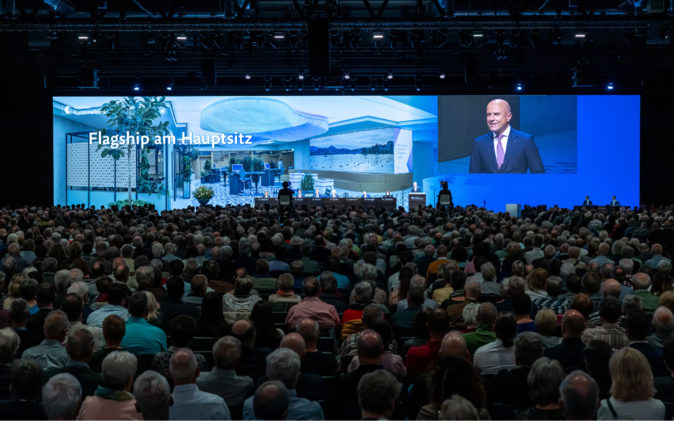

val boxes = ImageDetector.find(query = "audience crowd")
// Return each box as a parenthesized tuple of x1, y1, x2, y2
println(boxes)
(0, 201, 673, 420)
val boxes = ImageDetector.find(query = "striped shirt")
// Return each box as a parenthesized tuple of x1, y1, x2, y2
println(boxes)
(582, 323, 629, 350)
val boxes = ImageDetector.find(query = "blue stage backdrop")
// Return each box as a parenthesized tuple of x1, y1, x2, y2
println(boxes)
(424, 95, 640, 209)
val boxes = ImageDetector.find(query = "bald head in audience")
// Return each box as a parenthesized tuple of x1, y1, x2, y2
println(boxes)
(280, 333, 306, 360)
(440, 331, 471, 363)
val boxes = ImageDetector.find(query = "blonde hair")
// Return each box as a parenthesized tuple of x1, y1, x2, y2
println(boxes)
(534, 309, 558, 336)
(609, 347, 655, 402)
(511, 261, 524, 276)
(144, 291, 160, 321)
(526, 268, 548, 293)
(8, 273, 27, 298)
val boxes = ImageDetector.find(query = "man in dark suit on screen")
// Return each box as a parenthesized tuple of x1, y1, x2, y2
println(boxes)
(468, 99, 545, 174)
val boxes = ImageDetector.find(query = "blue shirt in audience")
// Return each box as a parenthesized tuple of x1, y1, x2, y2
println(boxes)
(120, 317, 167, 355)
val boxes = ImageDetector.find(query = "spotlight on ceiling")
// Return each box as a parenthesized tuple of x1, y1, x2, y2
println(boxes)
(516, 83, 523, 91)
(343, 72, 351, 80)
(264, 78, 272, 91)
(245, 72, 252, 80)
(607, 82, 614, 90)
(383, 79, 389, 91)
(176, 34, 187, 41)
(387, 72, 394, 80)
(274, 32, 285, 39)
(370, 77, 377, 91)
(415, 76, 422, 91)
(298, 72, 305, 81)
(373, 32, 384, 39)
(439, 73, 446, 79)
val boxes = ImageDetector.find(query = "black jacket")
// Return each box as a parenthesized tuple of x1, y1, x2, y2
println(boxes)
(45, 364, 102, 398)
(544, 337, 587, 374)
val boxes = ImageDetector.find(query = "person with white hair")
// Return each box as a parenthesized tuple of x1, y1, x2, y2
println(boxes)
(169, 348, 231, 420)
(242, 348, 324, 420)
(42, 373, 83, 420)
(54, 269, 73, 309)
(197, 336, 255, 407)
(78, 351, 141, 420)
(440, 395, 481, 420)
(647, 306, 674, 350)
(133, 371, 173, 420)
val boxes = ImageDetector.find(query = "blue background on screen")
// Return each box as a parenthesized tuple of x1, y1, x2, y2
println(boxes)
(423, 95, 640, 210)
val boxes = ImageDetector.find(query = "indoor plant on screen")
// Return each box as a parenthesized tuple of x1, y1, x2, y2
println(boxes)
(194, 185, 215, 206)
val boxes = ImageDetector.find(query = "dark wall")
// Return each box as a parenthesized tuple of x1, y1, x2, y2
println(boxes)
(640, 83, 674, 206)
(438, 95, 521, 162)
(0, 81, 53, 207)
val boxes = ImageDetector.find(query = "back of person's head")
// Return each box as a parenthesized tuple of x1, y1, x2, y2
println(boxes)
(354, 282, 373, 305)
(528, 357, 566, 406)
(407, 286, 425, 306)
(169, 348, 198, 382)
(476, 302, 497, 327)
(67, 328, 95, 361)
(61, 293, 83, 322)
(295, 318, 320, 343)
(609, 347, 655, 401)
(450, 270, 467, 291)
(170, 315, 196, 348)
(625, 310, 651, 341)
(515, 332, 544, 367)
(133, 370, 171, 420)
(102, 314, 126, 345)
(101, 351, 137, 390)
(512, 293, 532, 316)
(35, 283, 56, 307)
(362, 304, 384, 327)
(599, 295, 622, 324)
(494, 312, 518, 348)
(570, 293, 593, 319)
(42, 373, 82, 420)
(427, 308, 450, 336)
(107, 283, 129, 306)
(440, 395, 481, 420)
(266, 348, 301, 389)
(584, 340, 612, 375)
(559, 371, 600, 420)
(10, 359, 44, 401)
(357, 369, 402, 418)
(534, 309, 557, 336)
(128, 291, 148, 318)
(44, 310, 69, 340)
(231, 320, 256, 347)
(8, 298, 29, 324)
(19, 278, 38, 301)
(166, 276, 186, 300)
(357, 329, 384, 359)
(213, 336, 242, 370)
(0, 328, 19, 365)
(302, 276, 320, 297)
(254, 381, 289, 421)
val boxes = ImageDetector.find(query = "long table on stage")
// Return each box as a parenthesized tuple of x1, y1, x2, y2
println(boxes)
(255, 196, 397, 209)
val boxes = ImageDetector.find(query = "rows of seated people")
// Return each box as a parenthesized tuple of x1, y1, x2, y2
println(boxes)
(0, 202, 673, 420)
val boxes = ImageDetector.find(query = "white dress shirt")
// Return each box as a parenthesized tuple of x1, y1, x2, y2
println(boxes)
(170, 383, 231, 420)
(473, 339, 516, 375)
(493, 125, 511, 159)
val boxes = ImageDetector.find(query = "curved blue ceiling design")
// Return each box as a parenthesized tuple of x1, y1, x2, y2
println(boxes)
(200, 97, 329, 143)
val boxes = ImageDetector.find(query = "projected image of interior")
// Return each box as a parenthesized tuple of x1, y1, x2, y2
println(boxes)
(53, 95, 638, 211)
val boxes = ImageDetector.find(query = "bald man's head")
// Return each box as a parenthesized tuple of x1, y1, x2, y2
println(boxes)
(486, 99, 512, 136)
(603, 279, 622, 299)
(357, 329, 384, 362)
(280, 333, 306, 360)
(231, 320, 255, 347)
(295, 318, 319, 348)
(440, 331, 471, 363)
(562, 310, 586, 338)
